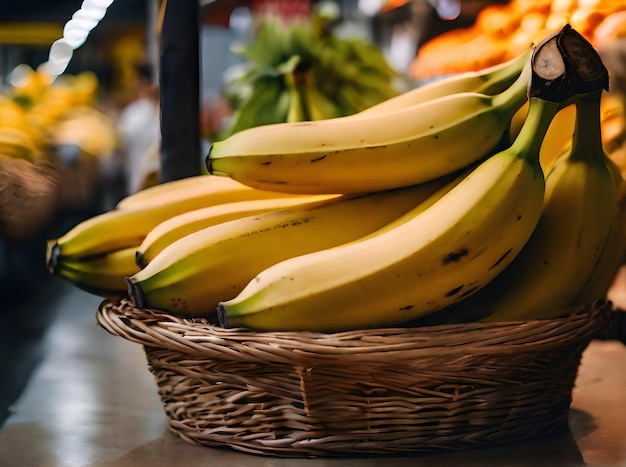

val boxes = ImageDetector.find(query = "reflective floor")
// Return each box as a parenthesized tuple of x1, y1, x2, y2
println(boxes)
(1, 277, 625, 466)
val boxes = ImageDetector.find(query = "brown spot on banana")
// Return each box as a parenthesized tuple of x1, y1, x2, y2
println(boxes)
(460, 286, 480, 297)
(311, 154, 327, 163)
(489, 248, 513, 270)
(443, 248, 469, 264)
(445, 285, 464, 297)
(169, 297, 189, 312)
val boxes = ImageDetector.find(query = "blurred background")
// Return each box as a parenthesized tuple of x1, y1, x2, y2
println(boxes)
(1, 0, 625, 430)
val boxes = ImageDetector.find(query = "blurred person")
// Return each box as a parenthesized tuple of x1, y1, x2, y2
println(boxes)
(117, 63, 161, 195)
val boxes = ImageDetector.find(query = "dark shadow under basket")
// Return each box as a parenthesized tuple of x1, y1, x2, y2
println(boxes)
(96, 298, 617, 458)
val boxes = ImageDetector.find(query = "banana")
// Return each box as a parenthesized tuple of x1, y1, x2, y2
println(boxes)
(577, 204, 626, 307)
(215, 88, 569, 332)
(303, 76, 341, 121)
(285, 70, 306, 123)
(454, 90, 620, 323)
(54, 246, 139, 298)
(136, 194, 339, 268)
(0, 127, 39, 162)
(115, 174, 243, 210)
(206, 56, 532, 194)
(359, 48, 532, 116)
(126, 178, 453, 317)
(573, 168, 626, 306)
(47, 175, 319, 265)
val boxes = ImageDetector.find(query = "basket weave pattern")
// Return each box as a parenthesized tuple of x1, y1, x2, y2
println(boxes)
(97, 298, 613, 457)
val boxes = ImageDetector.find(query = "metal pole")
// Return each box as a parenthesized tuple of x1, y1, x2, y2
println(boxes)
(159, 0, 202, 183)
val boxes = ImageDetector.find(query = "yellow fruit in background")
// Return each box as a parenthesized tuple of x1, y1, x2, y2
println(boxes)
(71, 71, 100, 106)
(52, 107, 118, 157)
(0, 99, 30, 131)
(9, 64, 53, 105)
(0, 127, 40, 162)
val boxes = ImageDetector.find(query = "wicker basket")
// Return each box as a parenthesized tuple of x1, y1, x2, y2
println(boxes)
(96, 298, 619, 458)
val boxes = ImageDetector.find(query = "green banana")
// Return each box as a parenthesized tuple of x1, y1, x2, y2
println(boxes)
(216, 88, 569, 331)
(220, 75, 289, 138)
(303, 75, 342, 121)
(207, 56, 531, 194)
(285, 69, 307, 123)
(126, 179, 453, 318)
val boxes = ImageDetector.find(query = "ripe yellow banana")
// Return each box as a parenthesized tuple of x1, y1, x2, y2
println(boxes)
(47, 175, 318, 264)
(456, 90, 622, 323)
(573, 168, 626, 306)
(216, 91, 567, 332)
(207, 57, 532, 194)
(126, 179, 452, 317)
(0, 127, 40, 162)
(115, 174, 250, 210)
(136, 194, 339, 267)
(54, 246, 139, 298)
(359, 48, 532, 116)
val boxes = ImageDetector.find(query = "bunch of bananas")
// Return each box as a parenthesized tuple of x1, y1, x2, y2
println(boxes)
(47, 25, 626, 333)
(6, 66, 117, 158)
(0, 92, 56, 239)
(219, 13, 398, 139)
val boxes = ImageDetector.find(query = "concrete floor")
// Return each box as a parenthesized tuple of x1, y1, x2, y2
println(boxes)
(0, 275, 625, 466)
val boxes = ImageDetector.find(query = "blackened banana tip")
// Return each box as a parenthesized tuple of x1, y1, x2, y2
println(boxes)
(217, 303, 228, 328)
(46, 241, 60, 274)
(205, 144, 214, 173)
(126, 277, 145, 309)
(135, 251, 147, 269)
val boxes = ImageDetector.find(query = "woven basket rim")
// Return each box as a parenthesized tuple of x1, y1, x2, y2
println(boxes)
(96, 298, 614, 362)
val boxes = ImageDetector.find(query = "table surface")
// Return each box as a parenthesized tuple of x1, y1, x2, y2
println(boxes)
(1, 278, 625, 467)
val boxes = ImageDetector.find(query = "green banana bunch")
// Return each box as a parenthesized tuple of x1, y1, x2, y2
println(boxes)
(135, 194, 338, 267)
(207, 57, 531, 194)
(220, 17, 399, 137)
(216, 56, 573, 332)
(221, 75, 291, 138)
(46, 174, 319, 266)
(126, 179, 452, 317)
(53, 246, 139, 297)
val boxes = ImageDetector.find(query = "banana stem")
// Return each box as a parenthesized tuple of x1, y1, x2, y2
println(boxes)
(490, 57, 531, 114)
(480, 48, 532, 95)
(509, 97, 562, 159)
(569, 91, 604, 162)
